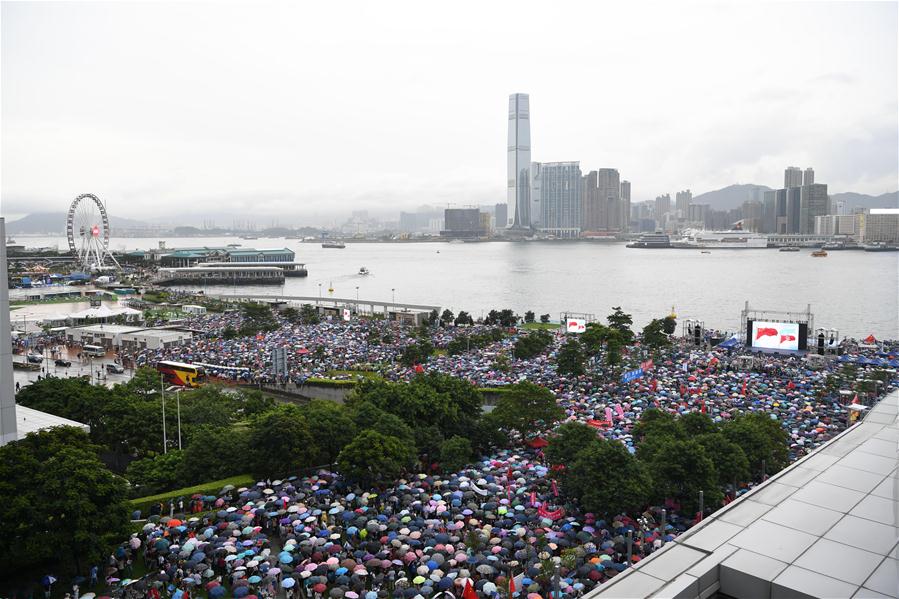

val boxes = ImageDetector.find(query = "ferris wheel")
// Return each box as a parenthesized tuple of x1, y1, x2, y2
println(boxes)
(66, 193, 120, 271)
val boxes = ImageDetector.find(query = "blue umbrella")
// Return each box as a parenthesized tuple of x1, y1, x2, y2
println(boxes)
(233, 587, 250, 598)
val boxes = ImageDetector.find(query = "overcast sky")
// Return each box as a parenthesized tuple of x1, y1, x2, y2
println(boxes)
(1, 0, 896, 225)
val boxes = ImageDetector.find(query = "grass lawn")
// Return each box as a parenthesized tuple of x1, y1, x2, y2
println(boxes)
(522, 322, 560, 331)
(324, 369, 384, 381)
(129, 474, 253, 515)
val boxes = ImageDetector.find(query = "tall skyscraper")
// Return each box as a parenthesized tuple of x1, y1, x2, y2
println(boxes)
(803, 168, 815, 186)
(494, 203, 508, 231)
(675, 190, 692, 216)
(529, 161, 543, 228)
(581, 170, 601, 232)
(655, 194, 671, 221)
(507, 93, 531, 228)
(620, 180, 631, 232)
(784, 166, 803, 188)
(536, 161, 582, 238)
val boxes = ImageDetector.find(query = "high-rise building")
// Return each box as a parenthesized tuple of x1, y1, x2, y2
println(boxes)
(494, 204, 507, 231)
(784, 166, 803, 188)
(580, 171, 601, 232)
(814, 215, 857, 236)
(529, 161, 543, 228)
(859, 209, 899, 243)
(654, 194, 671, 226)
(506, 93, 531, 228)
(537, 161, 582, 238)
(620, 180, 631, 232)
(581, 169, 625, 232)
(675, 190, 692, 217)
(441, 208, 484, 238)
(799, 183, 830, 234)
(803, 168, 815, 186)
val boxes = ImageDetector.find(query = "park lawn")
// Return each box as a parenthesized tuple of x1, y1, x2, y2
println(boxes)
(129, 473, 253, 515)
(522, 322, 559, 331)
(324, 369, 384, 381)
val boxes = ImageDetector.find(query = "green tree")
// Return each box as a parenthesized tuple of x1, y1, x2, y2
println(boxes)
(349, 401, 416, 447)
(125, 450, 187, 496)
(540, 313, 550, 323)
(454, 311, 473, 326)
(633, 408, 685, 443)
(607, 306, 635, 343)
(513, 329, 553, 359)
(180, 425, 250, 484)
(399, 340, 434, 366)
(696, 432, 750, 489)
(524, 310, 535, 323)
(679, 412, 717, 437)
(545, 422, 598, 470)
(567, 438, 652, 516)
(0, 427, 130, 578)
(301, 400, 357, 465)
(642, 438, 722, 513)
(337, 430, 414, 487)
(641, 318, 671, 348)
(439, 436, 473, 472)
(722, 413, 789, 478)
(662, 315, 677, 335)
(490, 381, 563, 439)
(223, 325, 238, 339)
(556, 339, 586, 376)
(15, 377, 106, 434)
(440, 309, 455, 325)
(300, 303, 321, 324)
(282, 307, 301, 323)
(247, 405, 319, 480)
(428, 309, 439, 325)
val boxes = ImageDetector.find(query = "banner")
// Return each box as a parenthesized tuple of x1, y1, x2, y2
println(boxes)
(566, 319, 586, 334)
(621, 368, 644, 383)
(537, 505, 565, 520)
(640, 359, 654, 371)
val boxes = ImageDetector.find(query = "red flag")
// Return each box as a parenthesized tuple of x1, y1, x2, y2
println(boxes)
(741, 379, 747, 395)
(509, 574, 516, 597)
(787, 380, 796, 390)
(852, 394, 859, 404)
(551, 479, 559, 497)
(650, 379, 657, 392)
(463, 580, 478, 599)
(864, 334, 877, 344)
(530, 491, 537, 507)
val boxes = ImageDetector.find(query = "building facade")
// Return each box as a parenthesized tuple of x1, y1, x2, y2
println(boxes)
(506, 93, 531, 228)
(441, 208, 484, 238)
(537, 162, 582, 238)
(620, 180, 631, 232)
(675, 189, 692, 217)
(859, 209, 899, 243)
(814, 214, 858, 236)
(784, 166, 803, 188)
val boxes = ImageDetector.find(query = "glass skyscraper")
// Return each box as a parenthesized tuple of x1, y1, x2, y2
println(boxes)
(507, 93, 531, 228)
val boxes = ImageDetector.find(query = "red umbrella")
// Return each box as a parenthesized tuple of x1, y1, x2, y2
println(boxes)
(314, 584, 327, 594)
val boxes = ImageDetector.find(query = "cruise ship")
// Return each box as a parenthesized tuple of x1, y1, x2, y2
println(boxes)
(671, 229, 769, 249)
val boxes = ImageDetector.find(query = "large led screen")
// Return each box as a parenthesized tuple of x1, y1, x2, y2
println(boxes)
(750, 320, 800, 351)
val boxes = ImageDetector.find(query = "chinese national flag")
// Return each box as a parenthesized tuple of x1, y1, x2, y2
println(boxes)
(463, 580, 478, 599)
(509, 575, 516, 597)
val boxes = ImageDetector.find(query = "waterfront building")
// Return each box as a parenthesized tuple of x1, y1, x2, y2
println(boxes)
(149, 246, 295, 267)
(799, 183, 830, 234)
(529, 161, 543, 229)
(859, 209, 899, 243)
(620, 180, 631, 232)
(536, 161, 582, 238)
(741, 199, 762, 231)
(814, 214, 857, 237)
(506, 93, 531, 228)
(441, 208, 485, 238)
(494, 203, 507, 231)
(784, 166, 803, 188)
(580, 170, 600, 232)
(581, 168, 621, 233)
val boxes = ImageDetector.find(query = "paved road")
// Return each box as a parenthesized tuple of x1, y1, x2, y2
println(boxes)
(13, 346, 134, 393)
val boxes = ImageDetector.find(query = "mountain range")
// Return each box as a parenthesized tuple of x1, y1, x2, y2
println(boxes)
(3, 212, 152, 235)
(689, 185, 897, 212)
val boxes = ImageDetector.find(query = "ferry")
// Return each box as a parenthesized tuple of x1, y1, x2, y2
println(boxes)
(626, 233, 671, 249)
(863, 243, 899, 252)
(322, 241, 346, 249)
(811, 249, 828, 257)
(779, 246, 801, 252)
(671, 229, 768, 249)
(358, 266, 370, 275)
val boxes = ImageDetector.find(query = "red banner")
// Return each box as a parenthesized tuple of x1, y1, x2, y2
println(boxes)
(640, 359, 654, 371)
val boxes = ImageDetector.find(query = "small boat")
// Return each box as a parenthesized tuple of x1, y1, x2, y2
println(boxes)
(240, 235, 258, 240)
(358, 267, 370, 275)
(322, 241, 346, 249)
(779, 246, 801, 252)
(700, 250, 711, 254)
(328, 281, 334, 294)
(811, 249, 828, 257)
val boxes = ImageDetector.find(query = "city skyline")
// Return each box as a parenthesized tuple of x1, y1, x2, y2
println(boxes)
(1, 1, 897, 224)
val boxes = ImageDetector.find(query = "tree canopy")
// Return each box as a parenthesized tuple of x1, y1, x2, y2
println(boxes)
(489, 381, 563, 439)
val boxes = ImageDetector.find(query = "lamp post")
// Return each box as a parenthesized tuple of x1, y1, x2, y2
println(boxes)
(176, 387, 182, 450)
(391, 288, 395, 304)
(160, 374, 168, 454)
(355, 286, 359, 302)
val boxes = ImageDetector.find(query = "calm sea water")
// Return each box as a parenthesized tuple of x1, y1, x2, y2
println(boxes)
(16, 236, 899, 339)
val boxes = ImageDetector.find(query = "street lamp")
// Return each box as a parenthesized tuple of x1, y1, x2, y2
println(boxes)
(355, 286, 359, 302)
(391, 288, 395, 304)
(318, 283, 322, 303)
(160, 374, 168, 454)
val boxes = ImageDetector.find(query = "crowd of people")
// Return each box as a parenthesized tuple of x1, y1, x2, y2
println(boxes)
(16, 304, 899, 599)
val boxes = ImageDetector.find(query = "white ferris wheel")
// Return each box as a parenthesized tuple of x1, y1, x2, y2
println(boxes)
(66, 193, 120, 271)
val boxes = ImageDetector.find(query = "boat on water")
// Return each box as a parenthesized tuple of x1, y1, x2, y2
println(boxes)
(240, 235, 258, 240)
(626, 232, 671, 249)
(779, 246, 801, 252)
(322, 241, 346, 249)
(863, 243, 899, 252)
(358, 266, 370, 275)
(811, 249, 828, 257)
(671, 229, 768, 249)
(700, 250, 711, 254)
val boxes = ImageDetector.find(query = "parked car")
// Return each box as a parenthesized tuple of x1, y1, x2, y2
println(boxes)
(54, 358, 72, 367)
(26, 353, 43, 363)
(106, 363, 125, 374)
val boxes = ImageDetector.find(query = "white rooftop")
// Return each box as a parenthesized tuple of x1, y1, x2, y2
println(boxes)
(16, 404, 90, 438)
(588, 390, 899, 599)
(67, 323, 145, 334)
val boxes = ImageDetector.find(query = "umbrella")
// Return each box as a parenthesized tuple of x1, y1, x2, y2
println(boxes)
(281, 579, 296, 589)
